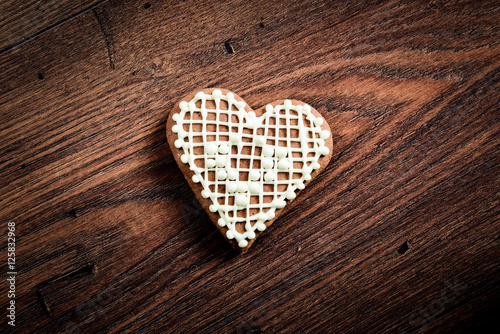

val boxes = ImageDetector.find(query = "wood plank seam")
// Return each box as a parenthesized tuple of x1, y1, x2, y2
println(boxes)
(92, 7, 115, 70)
(0, 0, 109, 55)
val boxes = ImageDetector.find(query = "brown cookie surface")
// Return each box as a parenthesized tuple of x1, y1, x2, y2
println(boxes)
(166, 88, 333, 252)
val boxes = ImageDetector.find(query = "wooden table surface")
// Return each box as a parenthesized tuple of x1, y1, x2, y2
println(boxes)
(1, 0, 499, 333)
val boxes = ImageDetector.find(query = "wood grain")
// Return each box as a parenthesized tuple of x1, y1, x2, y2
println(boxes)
(0, 0, 499, 333)
(0, 0, 105, 53)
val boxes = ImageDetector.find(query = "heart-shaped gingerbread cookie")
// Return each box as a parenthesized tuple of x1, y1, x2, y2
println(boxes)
(166, 88, 333, 252)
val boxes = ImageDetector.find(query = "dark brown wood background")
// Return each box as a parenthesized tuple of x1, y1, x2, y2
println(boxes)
(1, 0, 499, 333)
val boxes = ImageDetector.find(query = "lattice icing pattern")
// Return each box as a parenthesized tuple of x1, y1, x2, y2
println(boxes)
(171, 90, 330, 248)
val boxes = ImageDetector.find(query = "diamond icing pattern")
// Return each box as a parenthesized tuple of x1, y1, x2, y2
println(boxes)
(171, 90, 330, 248)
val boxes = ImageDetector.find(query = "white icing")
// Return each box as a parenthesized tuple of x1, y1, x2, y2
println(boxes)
(277, 159, 290, 171)
(206, 158, 216, 168)
(218, 143, 230, 154)
(172, 90, 330, 248)
(235, 194, 249, 206)
(264, 171, 276, 182)
(205, 143, 217, 155)
(249, 170, 260, 180)
(227, 182, 237, 193)
(227, 169, 238, 180)
(236, 182, 248, 193)
(216, 169, 227, 180)
(262, 146, 274, 157)
(215, 156, 227, 168)
(248, 182, 260, 194)
(275, 146, 288, 159)
(262, 158, 274, 170)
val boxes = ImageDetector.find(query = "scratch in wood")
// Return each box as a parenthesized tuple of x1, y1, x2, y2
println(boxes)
(398, 241, 409, 255)
(224, 39, 235, 54)
(336, 140, 356, 161)
(35, 263, 97, 316)
(92, 8, 116, 70)
(69, 209, 78, 218)
(35, 289, 52, 316)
